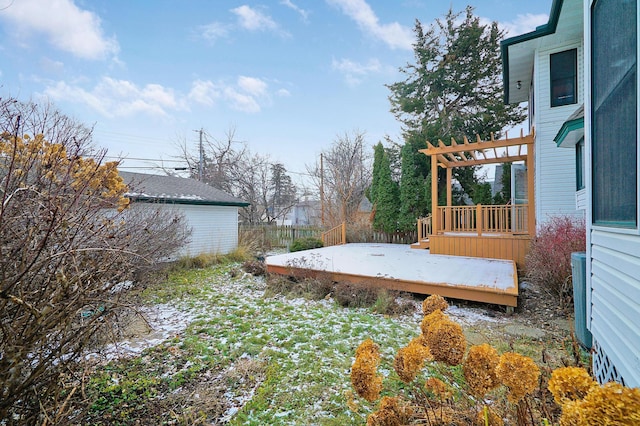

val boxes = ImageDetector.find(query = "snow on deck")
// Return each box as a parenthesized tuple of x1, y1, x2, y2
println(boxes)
(266, 243, 518, 307)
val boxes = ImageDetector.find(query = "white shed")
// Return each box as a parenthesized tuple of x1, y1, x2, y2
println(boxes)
(120, 172, 249, 256)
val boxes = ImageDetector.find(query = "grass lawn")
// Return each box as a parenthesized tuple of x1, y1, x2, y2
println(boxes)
(82, 264, 425, 425)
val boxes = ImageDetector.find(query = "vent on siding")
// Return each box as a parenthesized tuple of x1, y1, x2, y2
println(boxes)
(593, 338, 626, 385)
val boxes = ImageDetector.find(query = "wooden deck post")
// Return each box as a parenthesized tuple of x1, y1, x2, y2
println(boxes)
(527, 146, 536, 236)
(431, 154, 439, 234)
(341, 222, 347, 244)
(477, 204, 483, 237)
(446, 167, 452, 232)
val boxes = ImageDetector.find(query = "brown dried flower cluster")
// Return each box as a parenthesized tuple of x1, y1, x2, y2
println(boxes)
(366, 396, 414, 426)
(420, 309, 447, 336)
(495, 352, 540, 403)
(425, 377, 452, 400)
(351, 339, 383, 402)
(548, 369, 640, 425)
(547, 366, 597, 405)
(423, 315, 466, 366)
(463, 344, 500, 398)
(394, 339, 432, 383)
(422, 294, 449, 316)
(474, 405, 504, 426)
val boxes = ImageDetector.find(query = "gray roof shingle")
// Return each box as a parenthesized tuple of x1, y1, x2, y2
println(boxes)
(120, 171, 249, 206)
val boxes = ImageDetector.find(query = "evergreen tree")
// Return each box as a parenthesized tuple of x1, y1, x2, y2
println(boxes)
(372, 151, 399, 233)
(398, 143, 427, 231)
(387, 7, 525, 203)
(367, 142, 386, 204)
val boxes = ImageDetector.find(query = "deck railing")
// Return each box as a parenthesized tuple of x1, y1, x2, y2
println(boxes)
(417, 214, 432, 240)
(321, 222, 347, 247)
(435, 204, 529, 236)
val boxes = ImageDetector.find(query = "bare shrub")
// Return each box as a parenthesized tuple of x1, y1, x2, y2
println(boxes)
(525, 215, 586, 304)
(242, 259, 266, 276)
(333, 281, 380, 308)
(0, 98, 188, 423)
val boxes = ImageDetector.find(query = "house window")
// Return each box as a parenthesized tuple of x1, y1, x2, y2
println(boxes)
(576, 138, 585, 191)
(550, 49, 578, 107)
(592, 0, 637, 227)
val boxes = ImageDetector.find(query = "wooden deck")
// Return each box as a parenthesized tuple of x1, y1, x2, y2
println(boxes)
(266, 244, 519, 308)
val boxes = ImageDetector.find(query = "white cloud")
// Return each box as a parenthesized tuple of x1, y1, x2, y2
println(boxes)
(188, 80, 220, 106)
(44, 77, 184, 118)
(326, 0, 413, 50)
(231, 5, 280, 33)
(280, 0, 310, 22)
(332, 57, 384, 86)
(199, 22, 231, 42)
(0, 0, 119, 60)
(238, 76, 268, 97)
(500, 13, 549, 37)
(189, 76, 273, 113)
(276, 88, 291, 97)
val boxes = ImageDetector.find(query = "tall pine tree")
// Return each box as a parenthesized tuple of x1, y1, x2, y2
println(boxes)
(387, 7, 525, 204)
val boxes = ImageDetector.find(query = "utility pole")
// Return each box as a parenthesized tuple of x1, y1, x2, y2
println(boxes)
(320, 153, 324, 226)
(198, 128, 204, 181)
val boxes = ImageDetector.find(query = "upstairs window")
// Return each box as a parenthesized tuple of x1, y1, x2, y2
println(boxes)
(550, 49, 578, 107)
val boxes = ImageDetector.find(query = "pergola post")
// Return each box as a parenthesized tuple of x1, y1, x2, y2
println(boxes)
(431, 154, 439, 234)
(446, 167, 452, 231)
(526, 146, 536, 235)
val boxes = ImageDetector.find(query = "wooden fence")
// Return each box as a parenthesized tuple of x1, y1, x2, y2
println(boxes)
(240, 223, 419, 249)
(239, 224, 323, 248)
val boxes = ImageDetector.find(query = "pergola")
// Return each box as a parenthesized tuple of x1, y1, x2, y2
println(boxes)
(416, 129, 536, 267)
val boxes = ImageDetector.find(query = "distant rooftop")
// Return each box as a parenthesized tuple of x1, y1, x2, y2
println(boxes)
(120, 171, 249, 207)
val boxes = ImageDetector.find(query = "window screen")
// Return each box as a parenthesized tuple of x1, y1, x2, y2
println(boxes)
(592, 0, 637, 227)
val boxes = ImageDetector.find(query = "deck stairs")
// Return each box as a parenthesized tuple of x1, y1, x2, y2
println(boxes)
(410, 238, 430, 249)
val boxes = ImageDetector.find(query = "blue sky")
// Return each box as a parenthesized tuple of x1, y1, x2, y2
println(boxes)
(0, 0, 551, 183)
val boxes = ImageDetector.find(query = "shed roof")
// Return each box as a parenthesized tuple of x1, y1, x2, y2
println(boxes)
(120, 171, 249, 207)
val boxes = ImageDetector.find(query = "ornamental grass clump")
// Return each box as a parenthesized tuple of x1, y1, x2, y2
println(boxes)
(351, 339, 383, 402)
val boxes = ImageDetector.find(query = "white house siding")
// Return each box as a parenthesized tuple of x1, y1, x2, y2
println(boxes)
(533, 41, 585, 226)
(179, 204, 239, 256)
(575, 188, 587, 210)
(589, 229, 640, 386)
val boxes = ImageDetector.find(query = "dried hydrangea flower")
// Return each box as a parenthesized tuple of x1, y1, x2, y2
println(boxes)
(425, 377, 453, 400)
(423, 317, 466, 366)
(422, 294, 449, 316)
(351, 339, 383, 402)
(464, 344, 500, 398)
(394, 340, 432, 383)
(547, 366, 598, 405)
(420, 309, 447, 337)
(572, 381, 640, 425)
(495, 352, 540, 403)
(474, 405, 504, 426)
(366, 396, 414, 426)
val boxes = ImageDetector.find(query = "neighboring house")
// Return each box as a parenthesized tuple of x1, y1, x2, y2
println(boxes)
(278, 198, 322, 226)
(583, 0, 640, 387)
(120, 171, 249, 256)
(501, 0, 585, 223)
